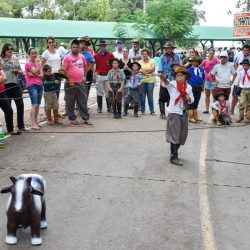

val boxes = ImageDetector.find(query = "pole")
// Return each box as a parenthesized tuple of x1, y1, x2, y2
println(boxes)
(143, 0, 146, 14)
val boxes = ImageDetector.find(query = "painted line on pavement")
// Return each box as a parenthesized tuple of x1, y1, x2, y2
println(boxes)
(199, 128, 217, 250)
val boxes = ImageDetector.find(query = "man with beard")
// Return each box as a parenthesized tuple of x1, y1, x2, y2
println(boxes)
(94, 40, 114, 113)
(128, 39, 142, 62)
(62, 39, 92, 125)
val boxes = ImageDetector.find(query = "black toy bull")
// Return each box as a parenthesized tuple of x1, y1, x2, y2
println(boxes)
(0, 174, 47, 245)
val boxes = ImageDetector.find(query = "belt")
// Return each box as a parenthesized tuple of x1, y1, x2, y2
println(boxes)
(98, 73, 107, 76)
(129, 87, 139, 91)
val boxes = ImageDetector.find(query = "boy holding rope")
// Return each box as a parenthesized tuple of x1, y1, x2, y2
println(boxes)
(161, 66, 194, 166)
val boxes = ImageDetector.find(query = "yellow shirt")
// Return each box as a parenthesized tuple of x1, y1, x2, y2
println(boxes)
(139, 59, 156, 83)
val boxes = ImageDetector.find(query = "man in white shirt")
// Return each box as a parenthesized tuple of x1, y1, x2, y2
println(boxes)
(112, 40, 123, 60)
(58, 42, 68, 59)
(128, 39, 142, 62)
(210, 50, 237, 100)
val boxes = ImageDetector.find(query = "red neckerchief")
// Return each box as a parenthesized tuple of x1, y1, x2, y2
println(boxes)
(111, 68, 120, 83)
(132, 70, 139, 84)
(242, 70, 250, 86)
(166, 53, 175, 64)
(174, 81, 187, 105)
(219, 100, 228, 114)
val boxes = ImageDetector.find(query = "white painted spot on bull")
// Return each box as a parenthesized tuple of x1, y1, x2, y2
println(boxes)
(31, 237, 42, 245)
(33, 195, 42, 213)
(6, 194, 12, 211)
(40, 220, 48, 229)
(6, 235, 17, 244)
(14, 180, 25, 211)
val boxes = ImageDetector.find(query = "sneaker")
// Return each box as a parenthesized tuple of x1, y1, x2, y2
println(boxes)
(151, 112, 155, 115)
(97, 108, 102, 113)
(70, 120, 80, 125)
(117, 114, 122, 119)
(170, 157, 183, 166)
(134, 113, 138, 117)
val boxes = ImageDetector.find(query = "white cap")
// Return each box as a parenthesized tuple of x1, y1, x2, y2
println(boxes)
(219, 50, 228, 57)
(60, 42, 65, 46)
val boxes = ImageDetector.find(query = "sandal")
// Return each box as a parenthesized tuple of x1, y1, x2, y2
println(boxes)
(32, 125, 40, 130)
(83, 120, 93, 126)
(9, 130, 22, 135)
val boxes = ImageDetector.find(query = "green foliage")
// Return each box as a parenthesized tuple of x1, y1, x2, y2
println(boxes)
(0, 0, 12, 16)
(236, 0, 250, 11)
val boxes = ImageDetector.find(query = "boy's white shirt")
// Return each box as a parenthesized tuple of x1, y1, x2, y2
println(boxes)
(166, 80, 194, 115)
(211, 100, 231, 117)
(235, 68, 250, 88)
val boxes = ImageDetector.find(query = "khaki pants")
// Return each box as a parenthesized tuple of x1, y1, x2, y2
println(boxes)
(239, 88, 250, 110)
(44, 92, 59, 110)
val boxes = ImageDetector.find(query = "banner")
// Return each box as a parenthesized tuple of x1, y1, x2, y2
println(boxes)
(233, 12, 250, 38)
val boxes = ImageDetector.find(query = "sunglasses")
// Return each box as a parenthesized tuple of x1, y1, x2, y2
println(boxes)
(7, 48, 14, 51)
(48, 41, 55, 44)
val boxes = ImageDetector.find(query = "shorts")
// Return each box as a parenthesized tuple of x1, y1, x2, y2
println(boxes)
(204, 80, 216, 90)
(44, 92, 59, 110)
(232, 85, 242, 97)
(216, 87, 231, 100)
(27, 84, 43, 105)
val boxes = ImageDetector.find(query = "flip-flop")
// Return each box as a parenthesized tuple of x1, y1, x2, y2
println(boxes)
(32, 126, 40, 130)
(9, 130, 22, 135)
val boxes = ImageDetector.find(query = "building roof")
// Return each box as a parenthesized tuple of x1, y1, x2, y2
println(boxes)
(0, 17, 242, 41)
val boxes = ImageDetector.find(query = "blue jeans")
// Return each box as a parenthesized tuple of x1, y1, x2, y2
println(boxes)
(27, 84, 43, 105)
(140, 83, 155, 113)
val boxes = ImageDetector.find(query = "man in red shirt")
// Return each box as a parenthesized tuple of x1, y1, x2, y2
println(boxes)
(62, 39, 92, 125)
(94, 40, 114, 113)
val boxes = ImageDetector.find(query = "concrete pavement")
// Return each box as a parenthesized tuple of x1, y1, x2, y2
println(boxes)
(0, 84, 250, 250)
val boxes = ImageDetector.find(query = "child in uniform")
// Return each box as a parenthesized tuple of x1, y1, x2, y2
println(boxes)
(235, 59, 250, 122)
(211, 92, 231, 126)
(161, 66, 194, 166)
(42, 64, 61, 125)
(107, 58, 126, 119)
(123, 62, 143, 117)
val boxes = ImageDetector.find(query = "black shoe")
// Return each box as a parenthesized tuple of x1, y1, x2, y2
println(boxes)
(117, 114, 122, 119)
(151, 111, 155, 115)
(160, 114, 166, 119)
(97, 108, 102, 113)
(170, 156, 183, 166)
(123, 112, 128, 116)
(134, 113, 138, 117)
(113, 113, 118, 118)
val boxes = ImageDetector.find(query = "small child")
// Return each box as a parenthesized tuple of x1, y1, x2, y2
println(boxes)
(159, 61, 180, 119)
(235, 59, 250, 122)
(187, 56, 205, 123)
(211, 92, 231, 126)
(123, 62, 143, 117)
(107, 58, 126, 119)
(42, 64, 61, 125)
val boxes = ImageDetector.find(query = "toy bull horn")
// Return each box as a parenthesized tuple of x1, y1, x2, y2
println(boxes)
(0, 174, 47, 245)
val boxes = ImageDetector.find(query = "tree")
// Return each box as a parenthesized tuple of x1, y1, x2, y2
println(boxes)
(236, 0, 250, 11)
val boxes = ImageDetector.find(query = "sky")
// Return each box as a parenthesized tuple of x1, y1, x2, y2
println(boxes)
(199, 0, 239, 27)
(198, 0, 242, 47)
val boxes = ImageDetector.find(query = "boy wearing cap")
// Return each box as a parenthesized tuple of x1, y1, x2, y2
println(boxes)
(187, 56, 205, 123)
(161, 66, 194, 166)
(235, 59, 250, 122)
(107, 58, 126, 119)
(124, 62, 143, 117)
(210, 51, 237, 99)
(211, 92, 231, 126)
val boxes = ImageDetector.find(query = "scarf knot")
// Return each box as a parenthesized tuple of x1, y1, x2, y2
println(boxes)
(174, 81, 187, 105)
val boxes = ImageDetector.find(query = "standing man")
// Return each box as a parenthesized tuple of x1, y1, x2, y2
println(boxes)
(79, 36, 95, 98)
(94, 40, 114, 113)
(58, 42, 68, 59)
(158, 42, 182, 117)
(128, 39, 142, 62)
(113, 40, 123, 60)
(210, 51, 237, 100)
(62, 39, 92, 125)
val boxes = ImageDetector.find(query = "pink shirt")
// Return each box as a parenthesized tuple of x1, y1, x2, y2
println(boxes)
(201, 58, 219, 81)
(25, 61, 42, 88)
(62, 53, 86, 83)
(0, 70, 5, 93)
